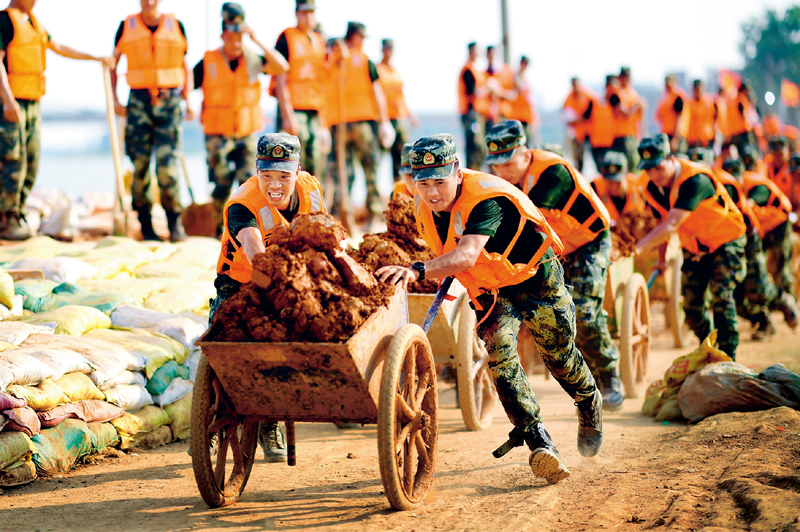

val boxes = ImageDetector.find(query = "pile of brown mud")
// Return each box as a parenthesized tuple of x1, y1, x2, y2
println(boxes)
(610, 210, 659, 260)
(211, 214, 395, 343)
(349, 194, 438, 294)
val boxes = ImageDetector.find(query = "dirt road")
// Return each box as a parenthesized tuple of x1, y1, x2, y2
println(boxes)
(2, 303, 799, 532)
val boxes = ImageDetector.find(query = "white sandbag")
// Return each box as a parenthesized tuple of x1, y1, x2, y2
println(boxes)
(166, 238, 221, 269)
(21, 334, 146, 389)
(97, 370, 147, 391)
(183, 347, 202, 382)
(0, 351, 55, 390)
(103, 384, 154, 412)
(151, 378, 193, 407)
(0, 322, 55, 345)
(3, 347, 95, 380)
(0, 295, 24, 320)
(10, 257, 98, 284)
(110, 305, 207, 348)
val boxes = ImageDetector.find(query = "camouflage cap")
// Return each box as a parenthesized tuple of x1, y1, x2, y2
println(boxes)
(410, 134, 458, 181)
(484, 120, 527, 166)
(721, 158, 744, 178)
(599, 151, 628, 181)
(256, 133, 301, 172)
(296, 0, 316, 11)
(790, 154, 800, 173)
(687, 147, 715, 167)
(382, 38, 394, 49)
(768, 136, 790, 150)
(399, 143, 414, 176)
(346, 21, 366, 39)
(637, 134, 670, 170)
(221, 2, 245, 32)
(740, 144, 759, 167)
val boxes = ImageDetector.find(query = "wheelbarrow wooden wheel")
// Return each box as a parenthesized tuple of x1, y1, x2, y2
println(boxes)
(191, 355, 258, 508)
(791, 232, 800, 301)
(665, 256, 688, 348)
(378, 323, 438, 511)
(455, 295, 497, 431)
(619, 273, 650, 399)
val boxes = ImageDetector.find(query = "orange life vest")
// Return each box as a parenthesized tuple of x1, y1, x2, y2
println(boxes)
(4, 8, 48, 100)
(611, 85, 641, 138)
(725, 93, 754, 137)
(686, 93, 716, 146)
(279, 27, 327, 112)
(742, 170, 791, 236)
(116, 13, 187, 90)
(712, 168, 760, 235)
(523, 150, 611, 256)
(200, 50, 262, 138)
(591, 173, 645, 221)
(502, 71, 534, 124)
(655, 87, 688, 137)
(563, 88, 594, 143)
(414, 169, 563, 307)
(325, 47, 379, 125)
(377, 62, 408, 120)
(216, 172, 325, 283)
(589, 99, 615, 149)
(458, 62, 490, 117)
(763, 115, 782, 138)
(640, 160, 745, 254)
(715, 94, 730, 139)
(392, 180, 412, 198)
(767, 159, 793, 199)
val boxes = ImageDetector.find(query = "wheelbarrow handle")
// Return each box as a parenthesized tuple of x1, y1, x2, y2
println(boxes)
(492, 427, 526, 458)
(421, 276, 454, 334)
(646, 268, 662, 292)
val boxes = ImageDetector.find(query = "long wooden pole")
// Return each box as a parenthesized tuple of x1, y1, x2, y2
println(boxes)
(102, 65, 129, 237)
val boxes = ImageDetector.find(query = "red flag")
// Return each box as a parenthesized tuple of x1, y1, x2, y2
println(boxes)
(781, 79, 800, 108)
(718, 69, 742, 99)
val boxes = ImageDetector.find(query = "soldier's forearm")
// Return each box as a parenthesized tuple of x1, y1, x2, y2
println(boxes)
(0, 60, 15, 104)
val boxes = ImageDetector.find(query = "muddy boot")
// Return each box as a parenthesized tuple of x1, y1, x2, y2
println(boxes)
(0, 212, 32, 241)
(598, 370, 624, 411)
(751, 318, 777, 341)
(524, 423, 570, 484)
(774, 292, 799, 329)
(576, 389, 603, 457)
(166, 211, 187, 243)
(136, 206, 161, 241)
(258, 421, 287, 463)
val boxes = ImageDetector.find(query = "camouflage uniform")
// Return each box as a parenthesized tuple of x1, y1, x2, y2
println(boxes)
(735, 229, 781, 328)
(327, 121, 382, 215)
(763, 220, 794, 297)
(461, 110, 485, 170)
(681, 235, 746, 359)
(125, 88, 183, 214)
(276, 109, 322, 177)
(207, 133, 257, 230)
(474, 248, 597, 429)
(0, 99, 41, 214)
(560, 230, 620, 377)
(387, 118, 409, 180)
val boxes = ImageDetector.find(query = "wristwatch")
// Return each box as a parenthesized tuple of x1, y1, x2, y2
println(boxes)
(411, 261, 426, 282)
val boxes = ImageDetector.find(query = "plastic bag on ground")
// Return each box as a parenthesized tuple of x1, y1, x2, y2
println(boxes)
(54, 373, 105, 402)
(163, 392, 192, 441)
(110, 305, 207, 349)
(11, 305, 112, 336)
(0, 267, 15, 309)
(85, 328, 188, 377)
(0, 461, 36, 487)
(0, 321, 55, 345)
(0, 392, 26, 411)
(6, 378, 69, 411)
(98, 370, 146, 391)
(132, 424, 174, 449)
(0, 350, 56, 389)
(22, 333, 146, 388)
(78, 278, 167, 304)
(3, 406, 42, 437)
(10, 257, 98, 284)
(134, 261, 208, 281)
(151, 377, 192, 407)
(145, 360, 190, 396)
(110, 405, 172, 449)
(35, 283, 138, 315)
(3, 347, 95, 380)
(38, 400, 125, 428)
(87, 421, 119, 452)
(102, 384, 154, 412)
(0, 431, 37, 472)
(31, 419, 94, 474)
(678, 362, 800, 423)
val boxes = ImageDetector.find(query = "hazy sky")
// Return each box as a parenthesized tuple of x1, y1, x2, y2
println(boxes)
(27, 0, 798, 115)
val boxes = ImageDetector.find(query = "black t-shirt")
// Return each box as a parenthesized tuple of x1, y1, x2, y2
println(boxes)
(462, 68, 476, 113)
(528, 164, 606, 233)
(748, 184, 779, 207)
(673, 95, 684, 114)
(646, 168, 717, 215)
(113, 17, 187, 49)
(0, 11, 51, 75)
(609, 93, 621, 108)
(611, 194, 627, 213)
(192, 54, 267, 89)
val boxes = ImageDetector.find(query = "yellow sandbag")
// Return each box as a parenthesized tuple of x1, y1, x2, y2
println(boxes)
(77, 278, 168, 304)
(664, 330, 731, 389)
(54, 372, 105, 402)
(0, 236, 76, 263)
(0, 267, 14, 309)
(655, 395, 684, 422)
(110, 405, 172, 449)
(6, 378, 69, 411)
(167, 238, 222, 269)
(85, 328, 188, 377)
(143, 280, 215, 314)
(0, 461, 36, 487)
(163, 392, 192, 441)
(132, 424, 174, 449)
(10, 305, 112, 336)
(134, 261, 208, 281)
(0, 340, 17, 352)
(641, 379, 666, 417)
(0, 432, 37, 472)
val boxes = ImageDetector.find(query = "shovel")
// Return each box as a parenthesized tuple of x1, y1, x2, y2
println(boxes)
(102, 65, 129, 237)
(178, 148, 218, 237)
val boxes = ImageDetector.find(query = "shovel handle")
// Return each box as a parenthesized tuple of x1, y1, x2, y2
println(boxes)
(647, 268, 662, 292)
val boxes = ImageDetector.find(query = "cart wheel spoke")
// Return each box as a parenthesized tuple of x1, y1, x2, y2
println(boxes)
(413, 371, 431, 409)
(214, 429, 230, 488)
(228, 425, 244, 476)
(396, 393, 416, 423)
(413, 430, 430, 466)
(395, 417, 419, 454)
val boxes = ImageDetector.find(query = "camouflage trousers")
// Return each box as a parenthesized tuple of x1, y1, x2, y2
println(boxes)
(682, 235, 746, 359)
(125, 89, 183, 213)
(276, 109, 323, 177)
(209, 275, 241, 325)
(0, 99, 40, 212)
(386, 118, 410, 181)
(473, 248, 598, 431)
(763, 220, 794, 297)
(461, 111, 485, 171)
(561, 230, 620, 378)
(207, 133, 257, 229)
(570, 137, 585, 173)
(328, 121, 382, 215)
(611, 136, 640, 174)
(734, 230, 781, 327)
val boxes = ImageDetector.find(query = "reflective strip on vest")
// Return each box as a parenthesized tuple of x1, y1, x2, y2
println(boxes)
(259, 206, 276, 231)
(309, 190, 322, 212)
(453, 211, 464, 237)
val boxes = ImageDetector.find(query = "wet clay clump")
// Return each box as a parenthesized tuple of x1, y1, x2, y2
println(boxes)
(212, 213, 395, 343)
(610, 210, 660, 260)
(349, 194, 439, 294)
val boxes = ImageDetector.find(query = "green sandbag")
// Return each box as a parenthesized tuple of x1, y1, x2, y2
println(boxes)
(86, 422, 120, 452)
(0, 267, 14, 309)
(132, 425, 173, 449)
(145, 360, 189, 396)
(6, 378, 70, 412)
(110, 405, 172, 449)
(31, 419, 94, 475)
(0, 431, 37, 472)
(11, 305, 112, 336)
(15, 279, 58, 311)
(163, 392, 192, 441)
(38, 283, 138, 315)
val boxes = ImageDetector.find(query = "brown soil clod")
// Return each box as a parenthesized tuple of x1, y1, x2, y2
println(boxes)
(610, 210, 660, 261)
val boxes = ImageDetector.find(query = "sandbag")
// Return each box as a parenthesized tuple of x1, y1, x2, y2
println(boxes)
(143, 280, 215, 314)
(36, 283, 138, 315)
(0, 411, 6, 431)
(759, 364, 800, 403)
(14, 279, 58, 311)
(0, 461, 36, 487)
(11, 305, 112, 336)
(95, 237, 176, 262)
(31, 419, 94, 474)
(0, 294, 23, 320)
(664, 331, 731, 389)
(0, 267, 15, 309)
(3, 347, 95, 380)
(98, 370, 147, 391)
(152, 377, 193, 407)
(78, 278, 167, 304)
(0, 392, 26, 411)
(641, 379, 667, 417)
(110, 405, 172, 449)
(132, 424, 173, 449)
(678, 362, 800, 423)
(22, 333, 146, 388)
(38, 400, 125, 428)
(87, 421, 120, 452)
(110, 305, 207, 349)
(11, 257, 98, 283)
(167, 238, 221, 269)
(183, 347, 202, 382)
(163, 392, 192, 441)
(0, 431, 37, 472)
(0, 340, 17, 352)
(0, 236, 76, 263)
(103, 384, 154, 412)
(54, 373, 105, 402)
(3, 406, 41, 437)
(134, 261, 208, 281)
(145, 361, 190, 396)
(0, 350, 55, 390)
(85, 328, 188, 377)
(6, 378, 69, 411)
(0, 321, 54, 345)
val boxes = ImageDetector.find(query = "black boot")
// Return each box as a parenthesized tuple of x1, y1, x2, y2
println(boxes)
(166, 211, 187, 243)
(136, 206, 161, 241)
(598, 370, 624, 411)
(576, 389, 603, 457)
(1, 212, 32, 241)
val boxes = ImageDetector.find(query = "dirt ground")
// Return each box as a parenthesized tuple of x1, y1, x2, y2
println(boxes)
(2, 302, 800, 532)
